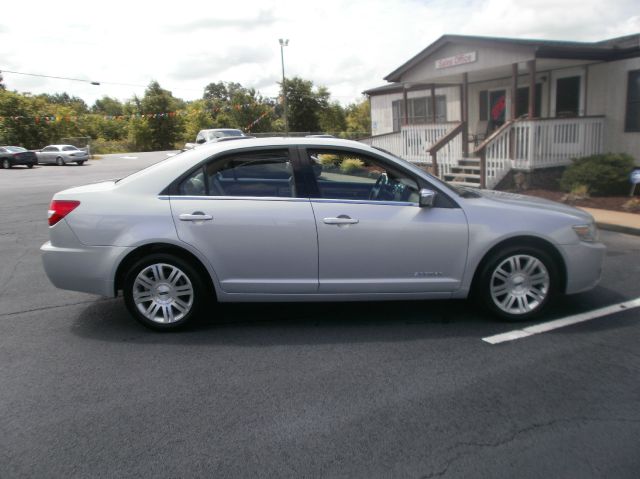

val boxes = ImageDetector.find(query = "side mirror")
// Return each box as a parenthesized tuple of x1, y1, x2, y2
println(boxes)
(419, 188, 437, 208)
(196, 138, 206, 144)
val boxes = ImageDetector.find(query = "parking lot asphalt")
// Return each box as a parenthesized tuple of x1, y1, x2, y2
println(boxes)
(1, 153, 640, 478)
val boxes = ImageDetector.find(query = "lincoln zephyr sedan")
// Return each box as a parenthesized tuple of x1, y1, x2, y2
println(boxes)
(41, 138, 605, 330)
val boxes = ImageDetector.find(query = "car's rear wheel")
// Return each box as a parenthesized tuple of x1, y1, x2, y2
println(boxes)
(123, 253, 206, 330)
(2, 159, 11, 169)
(27, 164, 34, 169)
(56, 157, 65, 166)
(477, 246, 558, 321)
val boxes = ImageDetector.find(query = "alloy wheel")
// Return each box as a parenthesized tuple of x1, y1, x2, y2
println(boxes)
(489, 254, 550, 315)
(132, 263, 194, 324)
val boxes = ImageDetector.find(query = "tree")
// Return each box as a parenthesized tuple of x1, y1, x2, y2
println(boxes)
(138, 81, 184, 151)
(37, 92, 88, 113)
(282, 77, 323, 132)
(318, 101, 347, 134)
(345, 97, 371, 137)
(92, 96, 124, 116)
(202, 81, 277, 133)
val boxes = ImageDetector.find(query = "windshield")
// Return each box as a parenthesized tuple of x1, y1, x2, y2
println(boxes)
(5, 146, 27, 152)
(62, 146, 79, 151)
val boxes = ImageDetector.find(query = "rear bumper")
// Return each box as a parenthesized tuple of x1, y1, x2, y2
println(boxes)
(41, 241, 133, 297)
(560, 241, 607, 294)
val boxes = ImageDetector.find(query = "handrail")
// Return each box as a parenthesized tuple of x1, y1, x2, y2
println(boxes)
(427, 122, 464, 156)
(472, 119, 514, 156)
(359, 130, 402, 141)
(426, 121, 464, 178)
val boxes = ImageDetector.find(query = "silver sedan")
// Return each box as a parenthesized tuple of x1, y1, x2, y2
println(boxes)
(41, 138, 605, 330)
(36, 144, 90, 166)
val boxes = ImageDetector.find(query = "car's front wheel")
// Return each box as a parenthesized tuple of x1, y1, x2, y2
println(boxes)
(56, 157, 65, 166)
(76, 161, 85, 166)
(123, 254, 207, 330)
(477, 246, 558, 321)
(2, 159, 11, 169)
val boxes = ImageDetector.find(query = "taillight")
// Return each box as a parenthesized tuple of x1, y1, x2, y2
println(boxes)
(48, 200, 80, 226)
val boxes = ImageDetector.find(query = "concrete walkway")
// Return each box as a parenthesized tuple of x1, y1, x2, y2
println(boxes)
(580, 207, 640, 236)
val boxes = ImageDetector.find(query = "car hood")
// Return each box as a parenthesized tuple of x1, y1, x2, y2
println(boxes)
(475, 189, 594, 222)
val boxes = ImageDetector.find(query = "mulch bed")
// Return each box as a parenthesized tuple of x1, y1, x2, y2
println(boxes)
(505, 189, 640, 215)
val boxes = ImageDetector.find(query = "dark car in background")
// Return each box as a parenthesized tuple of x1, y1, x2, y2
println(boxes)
(0, 146, 38, 169)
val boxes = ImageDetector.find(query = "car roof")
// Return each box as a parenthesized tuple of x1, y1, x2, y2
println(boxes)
(195, 136, 367, 153)
(47, 144, 78, 148)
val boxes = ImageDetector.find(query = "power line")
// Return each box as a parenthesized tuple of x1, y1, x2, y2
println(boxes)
(0, 68, 203, 92)
(1, 69, 101, 85)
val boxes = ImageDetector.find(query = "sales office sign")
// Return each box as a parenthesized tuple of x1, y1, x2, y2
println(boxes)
(435, 51, 477, 70)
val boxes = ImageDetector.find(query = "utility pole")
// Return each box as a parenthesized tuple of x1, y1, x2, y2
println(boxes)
(279, 38, 289, 136)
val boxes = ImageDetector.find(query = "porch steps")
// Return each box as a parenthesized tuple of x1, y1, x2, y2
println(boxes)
(443, 157, 482, 187)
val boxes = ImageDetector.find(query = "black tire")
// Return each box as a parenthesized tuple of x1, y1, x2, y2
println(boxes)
(27, 164, 34, 169)
(2, 159, 11, 169)
(76, 161, 85, 166)
(56, 157, 65, 166)
(476, 245, 559, 321)
(123, 253, 207, 331)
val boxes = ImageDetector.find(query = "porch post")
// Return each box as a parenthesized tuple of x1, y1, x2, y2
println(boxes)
(510, 63, 518, 160)
(461, 73, 469, 157)
(510, 63, 518, 120)
(403, 86, 409, 126)
(430, 84, 437, 123)
(528, 60, 536, 118)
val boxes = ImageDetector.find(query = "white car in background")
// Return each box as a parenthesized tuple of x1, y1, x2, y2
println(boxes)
(183, 129, 246, 150)
(36, 145, 90, 166)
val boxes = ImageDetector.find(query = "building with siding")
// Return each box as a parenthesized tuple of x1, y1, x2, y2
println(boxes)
(362, 34, 640, 188)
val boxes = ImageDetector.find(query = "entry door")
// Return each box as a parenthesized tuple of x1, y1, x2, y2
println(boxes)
(170, 149, 319, 294)
(488, 89, 507, 131)
(304, 149, 469, 294)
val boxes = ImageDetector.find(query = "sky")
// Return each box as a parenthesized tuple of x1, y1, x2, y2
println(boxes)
(1, 0, 639, 107)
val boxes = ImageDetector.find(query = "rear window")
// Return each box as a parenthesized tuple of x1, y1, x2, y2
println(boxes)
(62, 146, 79, 151)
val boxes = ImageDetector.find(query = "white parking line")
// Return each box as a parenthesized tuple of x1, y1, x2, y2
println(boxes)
(483, 297, 640, 345)
(119, 156, 138, 160)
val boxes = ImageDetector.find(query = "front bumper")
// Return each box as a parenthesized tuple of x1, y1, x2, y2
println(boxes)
(560, 240, 607, 294)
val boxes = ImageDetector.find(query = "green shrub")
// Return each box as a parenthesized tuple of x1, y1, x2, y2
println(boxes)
(317, 154, 340, 167)
(90, 138, 131, 154)
(340, 158, 365, 174)
(560, 153, 635, 196)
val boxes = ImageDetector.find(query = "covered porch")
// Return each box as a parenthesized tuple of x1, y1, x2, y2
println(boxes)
(361, 35, 612, 188)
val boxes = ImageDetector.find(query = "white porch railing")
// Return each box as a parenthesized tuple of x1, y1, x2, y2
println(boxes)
(477, 116, 606, 188)
(483, 124, 512, 189)
(360, 123, 457, 163)
(512, 117, 605, 170)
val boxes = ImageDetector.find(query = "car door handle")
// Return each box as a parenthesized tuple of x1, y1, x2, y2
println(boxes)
(179, 213, 213, 221)
(323, 216, 359, 225)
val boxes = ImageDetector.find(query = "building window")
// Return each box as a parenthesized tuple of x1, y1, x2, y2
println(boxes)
(392, 100, 404, 132)
(392, 95, 447, 131)
(625, 70, 640, 132)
